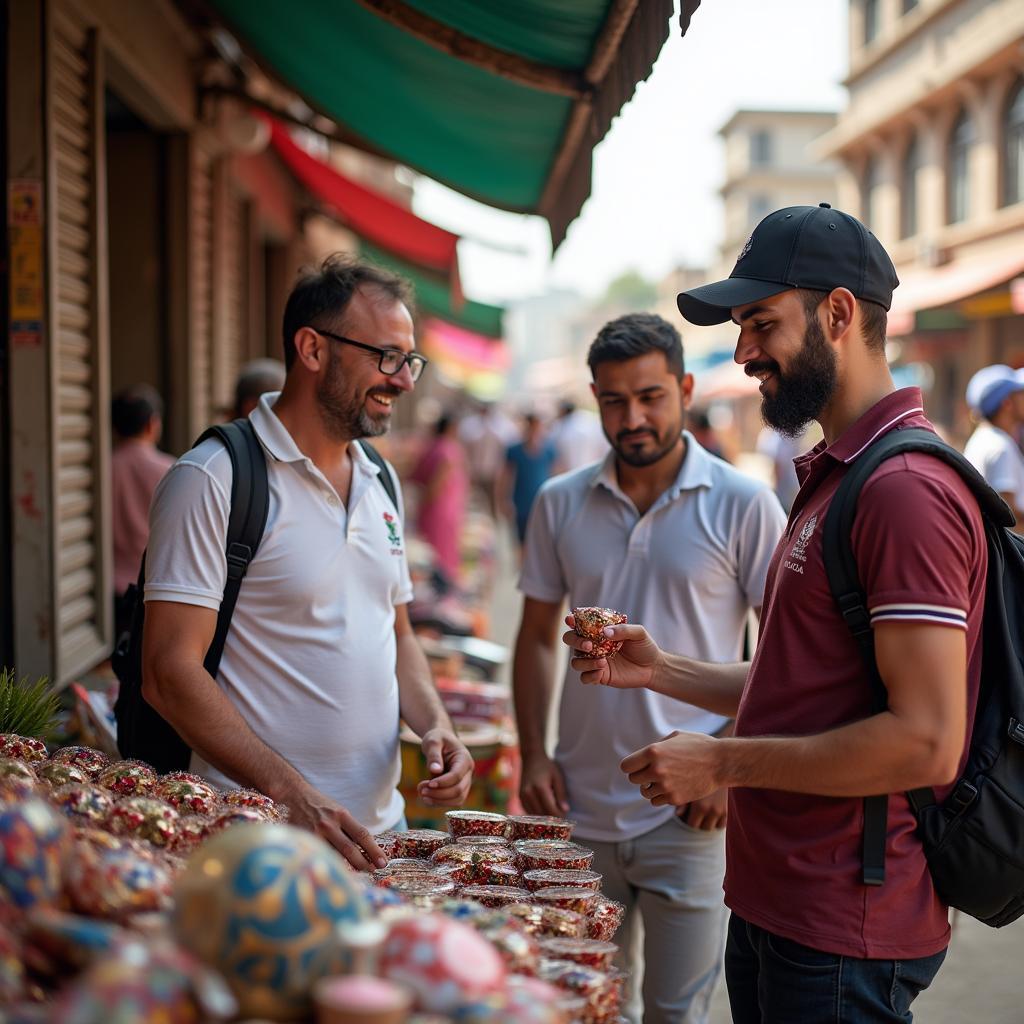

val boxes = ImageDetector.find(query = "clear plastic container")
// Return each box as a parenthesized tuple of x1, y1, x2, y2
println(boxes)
(507, 814, 576, 842)
(458, 883, 532, 908)
(445, 809, 509, 838)
(515, 840, 594, 873)
(394, 828, 450, 859)
(523, 868, 602, 893)
(532, 886, 600, 916)
(538, 937, 618, 972)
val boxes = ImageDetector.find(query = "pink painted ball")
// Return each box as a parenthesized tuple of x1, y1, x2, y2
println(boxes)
(380, 914, 506, 1012)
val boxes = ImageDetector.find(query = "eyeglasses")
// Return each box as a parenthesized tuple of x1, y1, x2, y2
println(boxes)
(315, 329, 428, 382)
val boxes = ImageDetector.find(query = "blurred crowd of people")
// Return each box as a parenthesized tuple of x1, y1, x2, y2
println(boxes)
(109, 353, 1024, 639)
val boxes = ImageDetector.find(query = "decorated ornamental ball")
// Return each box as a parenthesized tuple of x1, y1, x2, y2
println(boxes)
(96, 760, 157, 797)
(168, 815, 213, 855)
(380, 913, 506, 1013)
(571, 606, 628, 660)
(154, 776, 218, 816)
(0, 734, 47, 763)
(207, 807, 268, 834)
(0, 757, 39, 799)
(105, 797, 179, 847)
(0, 921, 25, 1003)
(161, 770, 205, 785)
(52, 784, 115, 826)
(50, 746, 110, 779)
(172, 822, 371, 1020)
(51, 937, 237, 1023)
(66, 844, 173, 919)
(0, 797, 69, 912)
(219, 787, 282, 820)
(35, 760, 88, 790)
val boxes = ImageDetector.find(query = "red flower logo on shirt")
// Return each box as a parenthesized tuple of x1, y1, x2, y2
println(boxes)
(383, 511, 401, 546)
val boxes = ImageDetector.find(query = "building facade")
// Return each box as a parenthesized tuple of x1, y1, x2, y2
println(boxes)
(717, 109, 839, 282)
(1, 0, 365, 684)
(821, 0, 1024, 440)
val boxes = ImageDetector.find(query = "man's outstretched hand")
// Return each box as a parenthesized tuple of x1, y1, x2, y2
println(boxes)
(418, 727, 474, 807)
(562, 615, 664, 690)
(277, 778, 386, 871)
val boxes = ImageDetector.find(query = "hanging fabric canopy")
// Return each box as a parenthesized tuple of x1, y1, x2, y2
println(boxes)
(203, 0, 679, 247)
(360, 242, 504, 339)
(267, 116, 461, 291)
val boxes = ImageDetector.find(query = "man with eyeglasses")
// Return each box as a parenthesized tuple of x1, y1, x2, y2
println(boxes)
(141, 255, 473, 870)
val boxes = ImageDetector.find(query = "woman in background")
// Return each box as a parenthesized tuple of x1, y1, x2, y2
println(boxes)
(409, 412, 469, 584)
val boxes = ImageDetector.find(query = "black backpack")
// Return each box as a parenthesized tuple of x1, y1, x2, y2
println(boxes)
(822, 427, 1024, 927)
(112, 419, 398, 773)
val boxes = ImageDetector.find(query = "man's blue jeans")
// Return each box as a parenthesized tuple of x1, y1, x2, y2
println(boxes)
(724, 912, 946, 1023)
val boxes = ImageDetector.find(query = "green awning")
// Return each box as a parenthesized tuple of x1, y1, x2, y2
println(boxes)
(361, 243, 504, 339)
(204, 0, 674, 246)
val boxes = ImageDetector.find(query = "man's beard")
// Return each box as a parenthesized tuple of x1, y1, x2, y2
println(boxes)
(316, 347, 398, 440)
(750, 314, 837, 438)
(610, 419, 683, 467)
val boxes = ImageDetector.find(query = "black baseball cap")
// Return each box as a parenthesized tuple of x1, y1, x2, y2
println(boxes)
(677, 203, 900, 326)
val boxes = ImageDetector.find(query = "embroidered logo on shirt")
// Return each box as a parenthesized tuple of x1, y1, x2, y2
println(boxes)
(784, 513, 817, 575)
(383, 511, 402, 554)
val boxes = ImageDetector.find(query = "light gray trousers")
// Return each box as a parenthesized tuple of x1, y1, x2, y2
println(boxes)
(584, 815, 727, 1024)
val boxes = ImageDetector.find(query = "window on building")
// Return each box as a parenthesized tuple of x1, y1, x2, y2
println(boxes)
(863, 0, 881, 45)
(750, 130, 773, 167)
(947, 107, 974, 224)
(900, 133, 922, 238)
(901, 0, 918, 13)
(748, 193, 772, 225)
(1003, 78, 1024, 207)
(861, 153, 881, 231)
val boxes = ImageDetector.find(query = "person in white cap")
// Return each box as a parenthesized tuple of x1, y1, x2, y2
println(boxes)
(963, 364, 1024, 529)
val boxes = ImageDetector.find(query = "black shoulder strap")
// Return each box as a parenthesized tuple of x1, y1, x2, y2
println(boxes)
(357, 439, 399, 514)
(821, 427, 1015, 886)
(195, 419, 270, 678)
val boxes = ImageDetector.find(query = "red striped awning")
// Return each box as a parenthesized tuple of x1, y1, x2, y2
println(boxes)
(268, 116, 460, 286)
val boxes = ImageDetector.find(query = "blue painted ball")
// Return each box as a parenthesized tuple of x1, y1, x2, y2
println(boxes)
(172, 822, 371, 1020)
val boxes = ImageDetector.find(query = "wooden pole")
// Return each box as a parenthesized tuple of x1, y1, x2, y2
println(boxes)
(352, 0, 588, 99)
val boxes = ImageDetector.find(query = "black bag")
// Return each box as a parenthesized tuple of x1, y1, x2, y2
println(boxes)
(822, 427, 1024, 926)
(112, 420, 397, 773)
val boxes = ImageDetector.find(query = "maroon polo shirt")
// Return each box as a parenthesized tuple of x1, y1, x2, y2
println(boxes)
(725, 388, 986, 959)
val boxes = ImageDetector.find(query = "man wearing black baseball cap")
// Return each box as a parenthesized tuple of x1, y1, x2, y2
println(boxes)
(562, 206, 988, 1021)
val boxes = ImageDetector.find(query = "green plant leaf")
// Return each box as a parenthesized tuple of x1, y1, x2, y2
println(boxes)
(0, 667, 60, 742)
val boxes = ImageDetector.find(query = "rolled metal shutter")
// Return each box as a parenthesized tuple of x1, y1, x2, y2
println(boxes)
(189, 142, 214, 433)
(48, 3, 112, 679)
(211, 166, 247, 418)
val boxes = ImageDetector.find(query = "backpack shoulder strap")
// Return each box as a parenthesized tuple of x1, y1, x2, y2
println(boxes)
(357, 439, 399, 514)
(194, 419, 270, 677)
(821, 426, 1014, 887)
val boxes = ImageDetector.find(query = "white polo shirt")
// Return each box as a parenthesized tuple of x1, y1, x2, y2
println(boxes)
(964, 421, 1024, 510)
(145, 393, 412, 833)
(519, 433, 786, 842)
